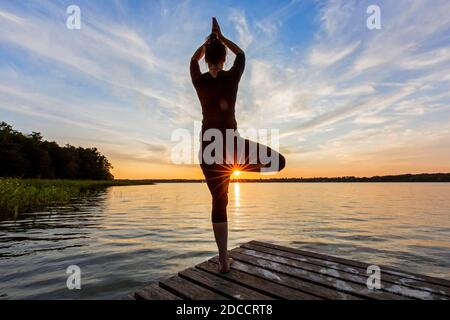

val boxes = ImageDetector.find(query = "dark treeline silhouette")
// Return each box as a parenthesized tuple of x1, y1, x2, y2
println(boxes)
(0, 122, 113, 180)
(231, 173, 450, 183)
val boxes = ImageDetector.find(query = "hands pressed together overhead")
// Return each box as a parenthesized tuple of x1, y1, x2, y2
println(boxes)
(191, 17, 244, 62)
(212, 17, 222, 37)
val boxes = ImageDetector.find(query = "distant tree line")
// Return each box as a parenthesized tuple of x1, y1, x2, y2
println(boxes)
(231, 174, 450, 183)
(0, 122, 113, 180)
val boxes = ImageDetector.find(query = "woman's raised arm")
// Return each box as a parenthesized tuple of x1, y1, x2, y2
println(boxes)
(212, 17, 244, 56)
(191, 42, 206, 62)
(190, 41, 207, 82)
(218, 34, 244, 56)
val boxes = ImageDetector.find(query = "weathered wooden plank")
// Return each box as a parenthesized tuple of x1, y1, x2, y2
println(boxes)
(243, 242, 450, 298)
(130, 241, 448, 301)
(209, 256, 361, 300)
(196, 261, 323, 300)
(251, 240, 450, 288)
(238, 247, 444, 300)
(230, 251, 408, 300)
(160, 275, 228, 300)
(237, 246, 447, 300)
(179, 268, 273, 300)
(135, 282, 182, 300)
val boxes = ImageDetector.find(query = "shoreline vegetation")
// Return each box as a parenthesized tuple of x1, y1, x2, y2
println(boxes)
(0, 122, 114, 180)
(0, 179, 155, 220)
(0, 121, 122, 220)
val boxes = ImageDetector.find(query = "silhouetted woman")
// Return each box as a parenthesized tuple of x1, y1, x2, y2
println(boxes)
(190, 18, 286, 273)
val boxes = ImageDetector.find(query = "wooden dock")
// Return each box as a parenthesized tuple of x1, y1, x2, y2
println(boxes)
(130, 241, 450, 300)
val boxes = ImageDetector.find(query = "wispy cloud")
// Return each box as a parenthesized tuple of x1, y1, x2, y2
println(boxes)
(229, 9, 253, 50)
(309, 41, 361, 67)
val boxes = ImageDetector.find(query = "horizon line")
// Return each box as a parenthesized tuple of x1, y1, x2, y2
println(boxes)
(115, 172, 450, 181)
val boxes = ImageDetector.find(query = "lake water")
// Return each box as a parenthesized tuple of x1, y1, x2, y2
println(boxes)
(0, 183, 449, 299)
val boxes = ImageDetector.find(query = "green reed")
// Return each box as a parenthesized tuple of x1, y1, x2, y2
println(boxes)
(0, 179, 154, 220)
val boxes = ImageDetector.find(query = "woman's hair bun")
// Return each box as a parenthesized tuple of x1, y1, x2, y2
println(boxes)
(205, 34, 226, 65)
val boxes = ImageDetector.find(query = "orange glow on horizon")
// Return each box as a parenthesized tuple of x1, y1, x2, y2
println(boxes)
(109, 156, 450, 180)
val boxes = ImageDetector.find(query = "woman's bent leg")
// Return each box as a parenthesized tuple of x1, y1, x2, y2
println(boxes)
(235, 137, 286, 173)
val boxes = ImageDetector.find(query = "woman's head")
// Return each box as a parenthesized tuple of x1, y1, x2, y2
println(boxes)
(205, 34, 226, 68)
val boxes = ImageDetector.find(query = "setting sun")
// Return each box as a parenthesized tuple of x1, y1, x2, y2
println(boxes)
(233, 170, 241, 176)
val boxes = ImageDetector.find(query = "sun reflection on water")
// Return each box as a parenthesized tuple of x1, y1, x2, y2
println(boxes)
(233, 182, 240, 209)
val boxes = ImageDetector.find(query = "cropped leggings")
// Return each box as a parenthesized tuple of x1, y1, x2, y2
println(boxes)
(200, 130, 286, 223)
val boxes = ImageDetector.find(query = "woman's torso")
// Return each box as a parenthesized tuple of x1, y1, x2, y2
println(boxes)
(190, 52, 246, 131)
(194, 71, 239, 130)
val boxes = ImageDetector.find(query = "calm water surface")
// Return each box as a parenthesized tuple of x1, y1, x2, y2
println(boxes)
(0, 183, 449, 299)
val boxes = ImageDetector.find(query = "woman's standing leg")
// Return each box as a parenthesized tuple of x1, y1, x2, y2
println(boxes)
(202, 165, 233, 272)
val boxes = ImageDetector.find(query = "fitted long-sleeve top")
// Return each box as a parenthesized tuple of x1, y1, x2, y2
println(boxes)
(190, 53, 245, 130)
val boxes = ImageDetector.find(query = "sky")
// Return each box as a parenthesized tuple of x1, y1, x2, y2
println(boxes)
(1, 0, 450, 179)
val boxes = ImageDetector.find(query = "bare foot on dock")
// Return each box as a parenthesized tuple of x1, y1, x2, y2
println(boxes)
(219, 257, 234, 273)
